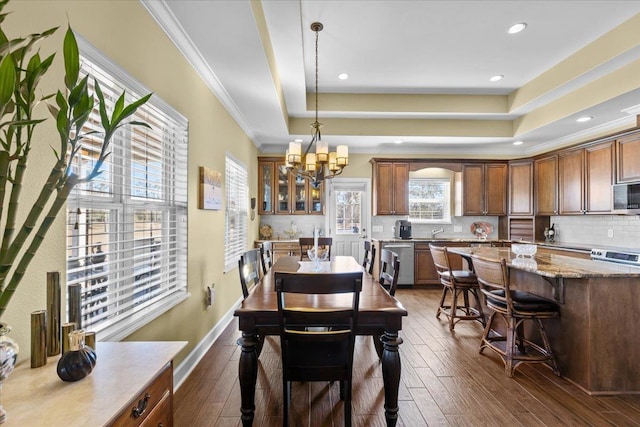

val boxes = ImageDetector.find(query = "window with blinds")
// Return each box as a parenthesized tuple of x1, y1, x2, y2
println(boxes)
(66, 40, 188, 341)
(408, 178, 452, 222)
(224, 155, 248, 272)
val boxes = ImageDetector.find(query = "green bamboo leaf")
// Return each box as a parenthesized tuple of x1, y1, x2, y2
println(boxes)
(63, 26, 79, 90)
(0, 54, 15, 106)
(46, 102, 59, 119)
(112, 93, 153, 126)
(128, 120, 152, 129)
(68, 75, 88, 107)
(112, 92, 125, 123)
(93, 79, 110, 130)
(0, 27, 8, 45)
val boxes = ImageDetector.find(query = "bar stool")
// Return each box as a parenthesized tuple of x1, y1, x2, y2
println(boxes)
(429, 244, 485, 330)
(471, 255, 560, 377)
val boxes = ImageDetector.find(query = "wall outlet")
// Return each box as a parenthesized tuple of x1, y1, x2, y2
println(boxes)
(372, 225, 383, 233)
(453, 226, 462, 233)
(607, 229, 614, 238)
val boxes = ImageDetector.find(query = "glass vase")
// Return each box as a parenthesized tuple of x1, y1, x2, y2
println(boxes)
(0, 323, 19, 424)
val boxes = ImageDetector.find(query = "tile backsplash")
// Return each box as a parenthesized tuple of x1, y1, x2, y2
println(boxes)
(371, 216, 500, 240)
(258, 215, 325, 240)
(551, 214, 640, 249)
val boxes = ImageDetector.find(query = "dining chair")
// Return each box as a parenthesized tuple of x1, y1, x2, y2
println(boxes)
(429, 244, 485, 331)
(274, 271, 362, 427)
(379, 249, 400, 296)
(362, 240, 376, 275)
(299, 237, 333, 260)
(238, 248, 265, 356)
(260, 241, 272, 275)
(471, 255, 560, 377)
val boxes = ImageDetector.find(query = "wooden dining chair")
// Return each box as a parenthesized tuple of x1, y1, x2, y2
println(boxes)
(274, 271, 362, 427)
(299, 237, 333, 260)
(430, 244, 485, 331)
(259, 241, 272, 275)
(471, 255, 560, 377)
(238, 248, 265, 356)
(379, 249, 400, 297)
(362, 240, 376, 275)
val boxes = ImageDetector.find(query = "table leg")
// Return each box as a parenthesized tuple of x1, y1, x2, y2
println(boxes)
(237, 331, 259, 427)
(381, 330, 403, 427)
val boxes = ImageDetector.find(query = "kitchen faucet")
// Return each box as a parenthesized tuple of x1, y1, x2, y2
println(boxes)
(432, 228, 445, 238)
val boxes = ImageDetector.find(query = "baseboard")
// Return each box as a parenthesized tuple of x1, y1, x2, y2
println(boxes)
(173, 297, 243, 390)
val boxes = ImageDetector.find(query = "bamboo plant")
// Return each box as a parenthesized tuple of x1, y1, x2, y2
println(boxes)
(0, 0, 151, 319)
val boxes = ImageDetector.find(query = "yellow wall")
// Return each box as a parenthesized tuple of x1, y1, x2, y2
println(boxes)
(4, 0, 257, 364)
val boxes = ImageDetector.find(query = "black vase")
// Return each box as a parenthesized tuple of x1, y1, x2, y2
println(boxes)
(57, 330, 96, 382)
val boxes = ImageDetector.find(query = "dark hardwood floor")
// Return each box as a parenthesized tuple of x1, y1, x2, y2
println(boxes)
(174, 288, 640, 426)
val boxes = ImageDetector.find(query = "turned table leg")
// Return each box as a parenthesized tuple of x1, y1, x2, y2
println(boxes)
(381, 330, 403, 427)
(237, 331, 258, 427)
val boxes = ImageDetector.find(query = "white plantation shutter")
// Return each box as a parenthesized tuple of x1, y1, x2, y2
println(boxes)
(408, 178, 451, 222)
(224, 155, 248, 272)
(66, 38, 188, 341)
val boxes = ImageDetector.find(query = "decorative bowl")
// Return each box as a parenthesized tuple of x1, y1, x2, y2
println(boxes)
(511, 243, 537, 257)
(307, 248, 328, 262)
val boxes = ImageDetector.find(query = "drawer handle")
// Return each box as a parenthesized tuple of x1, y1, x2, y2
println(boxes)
(132, 393, 151, 418)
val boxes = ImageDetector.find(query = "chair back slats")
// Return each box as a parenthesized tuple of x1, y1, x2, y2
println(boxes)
(299, 237, 333, 260)
(379, 249, 400, 296)
(238, 248, 262, 298)
(470, 255, 513, 311)
(429, 244, 453, 285)
(362, 241, 376, 275)
(260, 241, 272, 275)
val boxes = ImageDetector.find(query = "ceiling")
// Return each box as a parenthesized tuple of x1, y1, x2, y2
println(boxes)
(143, 0, 640, 157)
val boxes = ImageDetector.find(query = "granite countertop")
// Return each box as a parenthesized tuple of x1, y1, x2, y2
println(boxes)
(449, 246, 640, 278)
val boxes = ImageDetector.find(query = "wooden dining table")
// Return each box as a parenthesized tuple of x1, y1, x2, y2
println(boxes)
(234, 255, 408, 426)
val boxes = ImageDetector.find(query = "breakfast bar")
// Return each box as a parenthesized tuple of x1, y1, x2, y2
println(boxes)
(449, 246, 640, 395)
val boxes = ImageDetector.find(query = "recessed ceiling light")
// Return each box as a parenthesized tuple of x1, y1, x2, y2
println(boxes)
(394, 140, 403, 144)
(490, 75, 504, 82)
(338, 73, 349, 80)
(294, 138, 303, 143)
(576, 116, 593, 123)
(513, 140, 524, 146)
(507, 22, 527, 34)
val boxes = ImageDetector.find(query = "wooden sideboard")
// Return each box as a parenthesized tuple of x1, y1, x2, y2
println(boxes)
(4, 341, 186, 426)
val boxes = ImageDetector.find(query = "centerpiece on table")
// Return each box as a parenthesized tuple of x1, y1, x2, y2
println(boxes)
(0, 0, 151, 421)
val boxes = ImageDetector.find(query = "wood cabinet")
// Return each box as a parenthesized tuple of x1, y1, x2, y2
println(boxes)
(462, 163, 507, 216)
(259, 157, 323, 215)
(271, 241, 301, 263)
(508, 160, 534, 216)
(616, 134, 640, 183)
(559, 142, 613, 214)
(372, 161, 409, 215)
(534, 154, 558, 215)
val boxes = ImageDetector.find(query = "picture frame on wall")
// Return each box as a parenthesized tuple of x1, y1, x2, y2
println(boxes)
(198, 166, 223, 210)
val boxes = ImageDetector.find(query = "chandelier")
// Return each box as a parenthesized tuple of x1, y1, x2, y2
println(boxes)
(286, 22, 348, 188)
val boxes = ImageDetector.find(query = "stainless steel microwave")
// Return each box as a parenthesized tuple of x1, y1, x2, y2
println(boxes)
(613, 183, 640, 213)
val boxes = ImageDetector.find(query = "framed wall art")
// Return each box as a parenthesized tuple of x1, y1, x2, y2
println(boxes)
(198, 166, 223, 210)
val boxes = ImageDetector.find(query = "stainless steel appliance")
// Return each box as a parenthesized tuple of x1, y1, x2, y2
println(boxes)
(613, 183, 640, 213)
(590, 248, 640, 268)
(394, 220, 412, 240)
(381, 242, 414, 286)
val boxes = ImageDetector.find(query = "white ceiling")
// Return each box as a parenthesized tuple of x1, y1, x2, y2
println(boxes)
(143, 0, 640, 157)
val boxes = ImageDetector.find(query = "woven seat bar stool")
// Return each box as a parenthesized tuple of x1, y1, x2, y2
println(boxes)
(429, 244, 485, 330)
(471, 255, 561, 377)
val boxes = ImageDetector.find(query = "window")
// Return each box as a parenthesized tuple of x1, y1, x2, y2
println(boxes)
(66, 38, 188, 341)
(224, 155, 248, 271)
(335, 190, 362, 234)
(408, 178, 451, 223)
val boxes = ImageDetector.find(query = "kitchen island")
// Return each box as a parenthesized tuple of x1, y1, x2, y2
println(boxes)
(449, 246, 640, 395)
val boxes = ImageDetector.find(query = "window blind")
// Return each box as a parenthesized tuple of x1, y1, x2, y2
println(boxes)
(408, 178, 451, 222)
(66, 40, 188, 340)
(224, 155, 248, 272)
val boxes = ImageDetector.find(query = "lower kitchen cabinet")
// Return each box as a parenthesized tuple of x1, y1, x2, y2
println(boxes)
(414, 244, 439, 285)
(257, 241, 301, 263)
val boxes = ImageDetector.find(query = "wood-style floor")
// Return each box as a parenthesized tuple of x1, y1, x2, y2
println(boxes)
(174, 288, 640, 426)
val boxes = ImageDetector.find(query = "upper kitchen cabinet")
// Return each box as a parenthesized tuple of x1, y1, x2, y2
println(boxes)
(372, 161, 409, 215)
(616, 134, 640, 183)
(508, 160, 533, 216)
(534, 154, 558, 215)
(259, 157, 323, 215)
(558, 142, 613, 214)
(462, 163, 507, 216)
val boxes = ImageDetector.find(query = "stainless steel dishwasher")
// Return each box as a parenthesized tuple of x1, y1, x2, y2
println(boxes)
(381, 242, 414, 286)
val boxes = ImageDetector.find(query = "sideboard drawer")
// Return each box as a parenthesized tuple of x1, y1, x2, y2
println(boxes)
(109, 362, 173, 426)
(140, 389, 172, 427)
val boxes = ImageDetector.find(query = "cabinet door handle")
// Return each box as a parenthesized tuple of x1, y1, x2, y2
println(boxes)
(132, 393, 151, 418)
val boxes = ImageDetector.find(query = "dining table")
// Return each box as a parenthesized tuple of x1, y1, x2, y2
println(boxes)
(234, 255, 408, 426)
